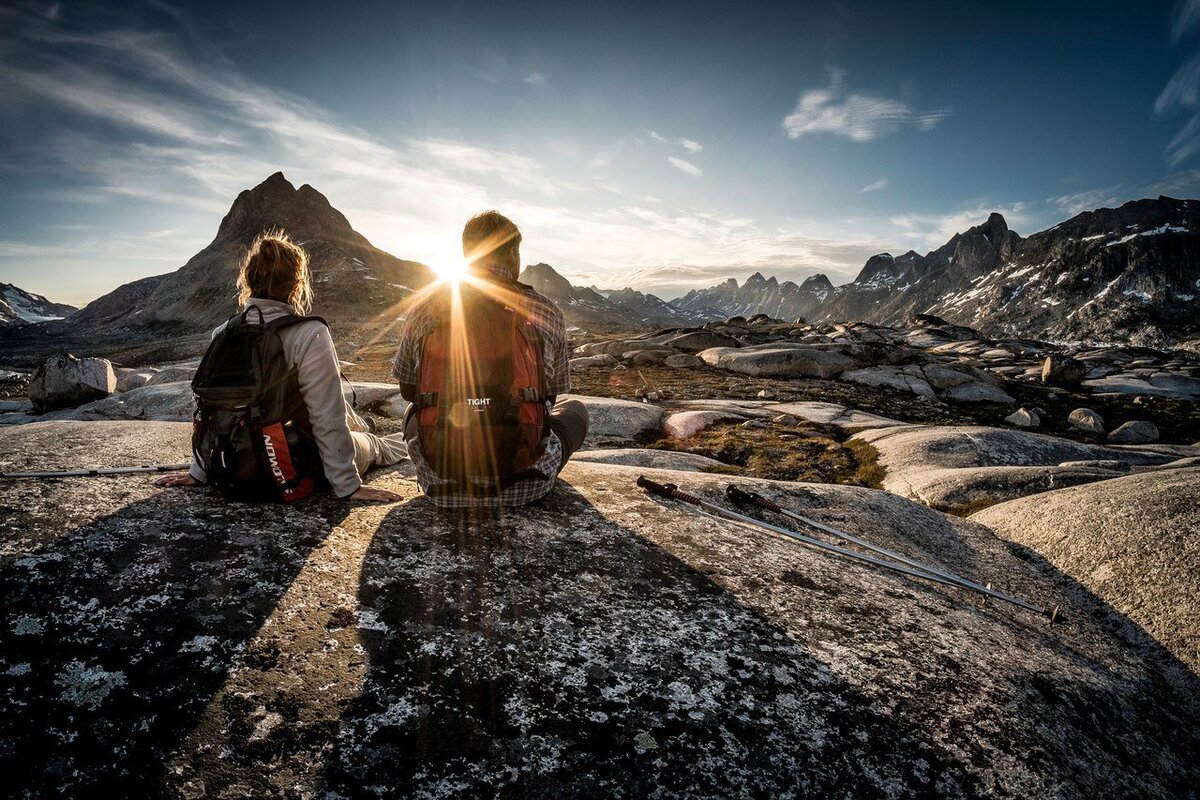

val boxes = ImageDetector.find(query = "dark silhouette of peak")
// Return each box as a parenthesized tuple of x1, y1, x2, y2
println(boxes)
(800, 273, 834, 291)
(746, 272, 767, 284)
(518, 263, 575, 301)
(217, 172, 355, 242)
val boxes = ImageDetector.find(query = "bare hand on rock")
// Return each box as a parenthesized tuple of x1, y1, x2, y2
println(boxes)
(349, 486, 403, 503)
(155, 473, 200, 487)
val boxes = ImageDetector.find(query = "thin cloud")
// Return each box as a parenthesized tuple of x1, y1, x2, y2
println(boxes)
(1156, 51, 1200, 166)
(647, 130, 702, 153)
(667, 156, 702, 177)
(1047, 185, 1125, 216)
(888, 203, 1031, 249)
(523, 72, 546, 86)
(783, 70, 949, 142)
(861, 178, 887, 193)
(1173, 0, 1200, 42)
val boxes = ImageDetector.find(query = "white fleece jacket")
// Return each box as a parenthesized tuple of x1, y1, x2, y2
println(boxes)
(189, 298, 362, 497)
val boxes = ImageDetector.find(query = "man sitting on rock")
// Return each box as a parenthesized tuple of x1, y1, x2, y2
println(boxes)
(392, 210, 588, 507)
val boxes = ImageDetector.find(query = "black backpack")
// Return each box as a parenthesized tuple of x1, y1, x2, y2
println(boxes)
(191, 305, 328, 503)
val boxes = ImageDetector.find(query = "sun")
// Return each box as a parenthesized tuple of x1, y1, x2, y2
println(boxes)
(432, 259, 469, 284)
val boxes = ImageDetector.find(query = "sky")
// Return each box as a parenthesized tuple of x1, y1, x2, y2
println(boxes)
(2, 0, 1200, 306)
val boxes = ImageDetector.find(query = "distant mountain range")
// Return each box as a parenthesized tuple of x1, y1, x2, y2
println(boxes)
(536, 197, 1200, 347)
(0, 284, 76, 327)
(5, 174, 1198, 349)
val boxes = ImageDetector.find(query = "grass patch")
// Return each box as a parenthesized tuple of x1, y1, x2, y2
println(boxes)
(650, 421, 887, 487)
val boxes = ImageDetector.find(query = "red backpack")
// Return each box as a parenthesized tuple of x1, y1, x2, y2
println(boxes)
(414, 283, 549, 485)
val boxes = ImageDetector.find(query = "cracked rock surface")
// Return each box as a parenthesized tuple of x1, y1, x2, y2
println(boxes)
(1, 421, 1198, 798)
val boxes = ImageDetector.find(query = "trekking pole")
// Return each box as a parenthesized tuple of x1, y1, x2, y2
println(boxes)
(725, 485, 1027, 606)
(636, 476, 1058, 623)
(0, 464, 191, 480)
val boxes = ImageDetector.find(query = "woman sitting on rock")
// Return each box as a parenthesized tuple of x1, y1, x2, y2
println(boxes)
(156, 232, 407, 502)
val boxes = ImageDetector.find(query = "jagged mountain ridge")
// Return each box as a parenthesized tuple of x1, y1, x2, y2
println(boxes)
(517, 263, 703, 331)
(73, 172, 433, 334)
(0, 284, 77, 327)
(672, 272, 834, 323)
(653, 197, 1200, 345)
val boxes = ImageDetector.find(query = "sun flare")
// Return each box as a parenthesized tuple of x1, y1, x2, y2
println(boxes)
(432, 259, 470, 284)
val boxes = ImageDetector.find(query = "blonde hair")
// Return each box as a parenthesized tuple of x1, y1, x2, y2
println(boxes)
(462, 210, 522, 278)
(236, 230, 313, 314)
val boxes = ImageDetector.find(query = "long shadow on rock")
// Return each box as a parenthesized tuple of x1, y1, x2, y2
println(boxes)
(0, 488, 350, 797)
(323, 484, 972, 798)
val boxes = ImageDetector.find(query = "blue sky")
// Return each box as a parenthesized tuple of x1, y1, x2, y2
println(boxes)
(2, 0, 1200, 305)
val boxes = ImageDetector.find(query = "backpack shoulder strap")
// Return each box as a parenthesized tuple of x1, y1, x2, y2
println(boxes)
(267, 314, 329, 330)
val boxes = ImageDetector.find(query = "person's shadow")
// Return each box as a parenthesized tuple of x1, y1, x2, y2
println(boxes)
(322, 482, 975, 797)
(0, 488, 350, 797)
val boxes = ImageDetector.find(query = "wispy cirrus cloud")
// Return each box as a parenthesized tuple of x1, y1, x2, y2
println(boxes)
(647, 130, 702, 153)
(889, 202, 1031, 249)
(860, 178, 887, 193)
(667, 156, 702, 177)
(1155, 3, 1200, 166)
(783, 69, 949, 142)
(1047, 185, 1125, 216)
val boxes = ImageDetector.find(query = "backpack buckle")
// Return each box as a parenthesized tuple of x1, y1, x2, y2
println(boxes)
(518, 387, 539, 402)
(417, 391, 439, 408)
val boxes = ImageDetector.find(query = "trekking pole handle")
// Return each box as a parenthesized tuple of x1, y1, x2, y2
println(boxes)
(636, 475, 702, 506)
(725, 485, 784, 513)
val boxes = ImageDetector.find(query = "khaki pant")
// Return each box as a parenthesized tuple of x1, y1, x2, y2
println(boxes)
(347, 406, 409, 477)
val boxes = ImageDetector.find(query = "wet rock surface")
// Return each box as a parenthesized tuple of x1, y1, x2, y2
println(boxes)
(1, 421, 1198, 798)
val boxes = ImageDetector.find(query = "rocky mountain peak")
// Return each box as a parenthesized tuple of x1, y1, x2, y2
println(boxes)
(800, 273, 834, 291)
(518, 263, 578, 302)
(216, 172, 352, 243)
(855, 253, 900, 284)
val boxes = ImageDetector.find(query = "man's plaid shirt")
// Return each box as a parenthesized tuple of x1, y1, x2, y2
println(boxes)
(392, 264, 571, 507)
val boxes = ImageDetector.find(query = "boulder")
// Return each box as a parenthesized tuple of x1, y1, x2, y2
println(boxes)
(671, 399, 906, 430)
(854, 424, 1191, 513)
(1146, 372, 1200, 397)
(623, 349, 673, 366)
(1107, 420, 1160, 444)
(1068, 408, 1105, 434)
(1082, 375, 1190, 399)
(41, 381, 196, 422)
(1040, 355, 1086, 389)
(28, 354, 116, 412)
(348, 382, 405, 409)
(1004, 408, 1040, 428)
(697, 344, 859, 379)
(145, 365, 196, 387)
(0, 421, 1197, 797)
(563, 395, 667, 445)
(840, 366, 935, 397)
(973, 467, 1200, 675)
(941, 381, 1016, 404)
(919, 363, 976, 390)
(663, 354, 704, 369)
(663, 410, 747, 438)
(756, 388, 776, 400)
(659, 330, 741, 352)
(115, 368, 156, 393)
(570, 355, 618, 370)
(569, 448, 726, 472)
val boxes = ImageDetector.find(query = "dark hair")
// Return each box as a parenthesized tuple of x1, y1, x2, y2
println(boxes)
(462, 210, 521, 278)
(236, 230, 313, 313)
